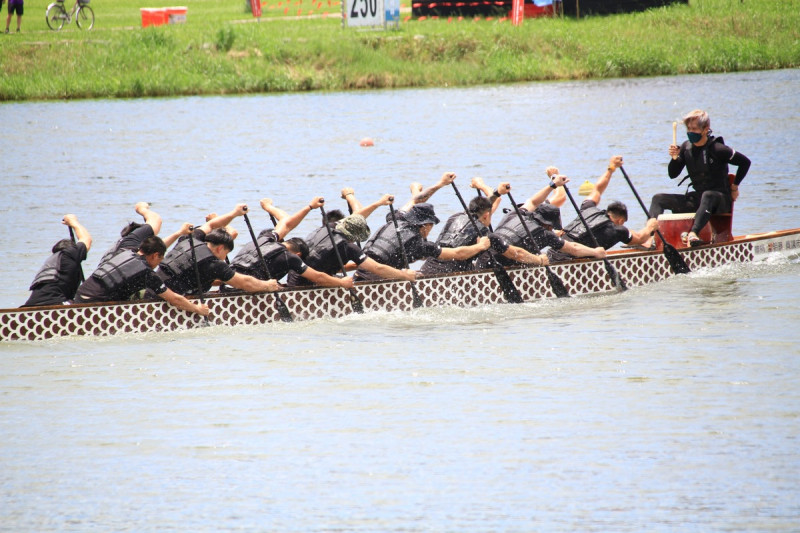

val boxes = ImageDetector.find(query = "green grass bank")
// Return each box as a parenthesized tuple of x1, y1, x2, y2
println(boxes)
(0, 0, 798, 101)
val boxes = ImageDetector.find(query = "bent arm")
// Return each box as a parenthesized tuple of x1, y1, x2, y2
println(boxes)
(628, 218, 658, 246)
(730, 150, 751, 185)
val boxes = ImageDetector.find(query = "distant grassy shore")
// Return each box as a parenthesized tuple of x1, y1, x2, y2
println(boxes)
(0, 0, 798, 101)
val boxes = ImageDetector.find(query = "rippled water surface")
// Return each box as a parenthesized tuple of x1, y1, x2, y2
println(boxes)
(2, 70, 800, 531)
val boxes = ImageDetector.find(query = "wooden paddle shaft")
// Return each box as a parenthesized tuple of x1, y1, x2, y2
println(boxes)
(672, 121, 678, 160)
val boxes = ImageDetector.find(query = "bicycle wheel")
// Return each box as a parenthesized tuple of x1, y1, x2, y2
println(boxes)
(76, 5, 94, 30)
(45, 3, 67, 31)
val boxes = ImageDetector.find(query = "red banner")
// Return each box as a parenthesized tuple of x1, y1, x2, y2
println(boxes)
(250, 0, 262, 17)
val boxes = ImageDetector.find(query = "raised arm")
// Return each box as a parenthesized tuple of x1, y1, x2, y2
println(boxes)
(523, 175, 569, 211)
(355, 193, 393, 219)
(199, 203, 247, 234)
(545, 166, 567, 208)
(586, 155, 623, 205)
(341, 187, 363, 215)
(62, 214, 92, 251)
(135, 202, 162, 235)
(162, 222, 192, 249)
(260, 198, 289, 224)
(273, 196, 324, 240)
(413, 172, 456, 205)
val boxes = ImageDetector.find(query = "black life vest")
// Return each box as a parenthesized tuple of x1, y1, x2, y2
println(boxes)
(492, 210, 544, 253)
(159, 238, 216, 280)
(306, 224, 347, 274)
(563, 205, 613, 247)
(436, 213, 486, 248)
(363, 222, 419, 268)
(28, 252, 65, 290)
(231, 230, 288, 279)
(680, 135, 730, 195)
(93, 250, 151, 293)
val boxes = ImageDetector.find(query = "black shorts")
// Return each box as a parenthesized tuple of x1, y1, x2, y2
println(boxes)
(9, 3, 23, 16)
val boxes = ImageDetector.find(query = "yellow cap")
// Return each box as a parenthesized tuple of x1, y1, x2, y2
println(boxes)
(578, 180, 594, 196)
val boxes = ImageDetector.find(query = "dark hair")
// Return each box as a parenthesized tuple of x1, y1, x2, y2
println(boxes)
(205, 228, 235, 252)
(120, 221, 143, 238)
(51, 239, 75, 254)
(325, 209, 345, 224)
(139, 236, 167, 256)
(285, 237, 309, 260)
(606, 201, 628, 222)
(468, 196, 492, 217)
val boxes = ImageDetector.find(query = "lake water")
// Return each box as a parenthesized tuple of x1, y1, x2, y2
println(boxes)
(2, 69, 800, 531)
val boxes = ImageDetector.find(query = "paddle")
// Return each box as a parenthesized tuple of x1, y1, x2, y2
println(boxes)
(561, 184, 627, 291)
(187, 226, 210, 326)
(505, 191, 570, 298)
(387, 202, 424, 308)
(242, 208, 294, 322)
(451, 182, 523, 304)
(618, 166, 691, 274)
(319, 202, 365, 314)
(67, 224, 85, 283)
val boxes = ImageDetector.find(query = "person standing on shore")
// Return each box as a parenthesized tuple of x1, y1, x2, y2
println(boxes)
(649, 109, 751, 246)
(5, 0, 23, 33)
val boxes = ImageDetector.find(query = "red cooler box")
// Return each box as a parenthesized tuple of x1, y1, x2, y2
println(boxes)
(141, 8, 168, 27)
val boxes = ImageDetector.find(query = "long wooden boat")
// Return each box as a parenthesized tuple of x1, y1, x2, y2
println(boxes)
(2, 225, 799, 342)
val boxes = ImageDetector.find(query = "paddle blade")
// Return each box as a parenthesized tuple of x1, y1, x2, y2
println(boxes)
(662, 240, 691, 274)
(410, 282, 424, 308)
(603, 259, 627, 292)
(274, 294, 294, 322)
(493, 266, 523, 303)
(350, 290, 365, 314)
(545, 267, 570, 298)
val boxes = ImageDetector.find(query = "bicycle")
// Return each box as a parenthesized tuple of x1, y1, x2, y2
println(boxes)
(45, 0, 94, 31)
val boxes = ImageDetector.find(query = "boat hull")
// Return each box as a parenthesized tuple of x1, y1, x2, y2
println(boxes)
(2, 229, 799, 342)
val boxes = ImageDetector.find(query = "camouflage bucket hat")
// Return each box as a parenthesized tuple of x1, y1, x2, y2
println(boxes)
(336, 214, 371, 242)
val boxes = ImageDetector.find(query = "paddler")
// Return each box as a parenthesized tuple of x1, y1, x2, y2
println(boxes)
(21, 214, 92, 307)
(155, 205, 280, 296)
(547, 156, 659, 262)
(649, 109, 751, 247)
(420, 177, 549, 275)
(353, 201, 490, 281)
(94, 202, 163, 267)
(228, 197, 354, 289)
(73, 236, 210, 318)
(476, 175, 606, 269)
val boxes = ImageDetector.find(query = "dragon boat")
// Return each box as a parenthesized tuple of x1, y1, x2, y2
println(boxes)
(2, 212, 799, 342)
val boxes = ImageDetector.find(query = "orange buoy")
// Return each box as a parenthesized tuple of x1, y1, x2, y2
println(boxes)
(359, 138, 374, 147)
